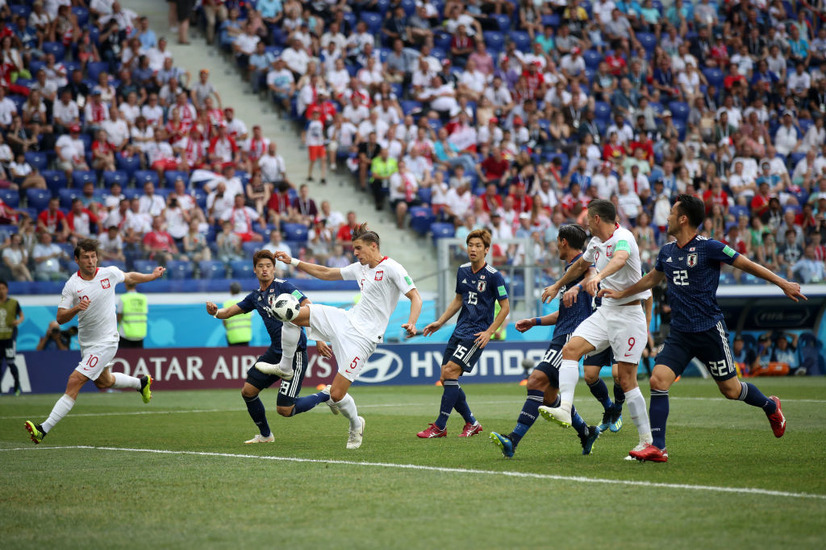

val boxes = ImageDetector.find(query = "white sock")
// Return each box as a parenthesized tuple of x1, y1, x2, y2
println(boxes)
(41, 394, 76, 433)
(625, 386, 653, 444)
(112, 372, 141, 390)
(334, 393, 360, 431)
(558, 359, 579, 409)
(279, 322, 300, 369)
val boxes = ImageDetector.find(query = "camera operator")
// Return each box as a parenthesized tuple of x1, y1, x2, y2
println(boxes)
(36, 321, 77, 351)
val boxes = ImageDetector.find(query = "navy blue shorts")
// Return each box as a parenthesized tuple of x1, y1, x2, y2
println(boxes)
(584, 346, 614, 368)
(655, 323, 736, 381)
(245, 345, 309, 406)
(534, 334, 569, 388)
(443, 335, 485, 373)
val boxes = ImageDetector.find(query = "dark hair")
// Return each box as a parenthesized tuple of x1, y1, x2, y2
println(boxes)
(252, 249, 275, 267)
(587, 199, 616, 222)
(74, 238, 100, 259)
(675, 193, 705, 228)
(558, 224, 588, 250)
(466, 228, 491, 248)
(352, 223, 380, 248)
(0, 279, 7, 289)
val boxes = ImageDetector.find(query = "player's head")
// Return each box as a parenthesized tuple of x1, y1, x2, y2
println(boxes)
(671, 193, 705, 233)
(586, 199, 616, 235)
(74, 238, 100, 274)
(557, 224, 588, 257)
(352, 223, 381, 264)
(252, 250, 276, 282)
(466, 229, 491, 263)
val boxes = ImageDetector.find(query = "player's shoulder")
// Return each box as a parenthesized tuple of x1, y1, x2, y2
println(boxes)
(613, 226, 635, 240)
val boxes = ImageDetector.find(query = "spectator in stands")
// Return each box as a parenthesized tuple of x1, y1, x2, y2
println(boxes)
(67, 198, 99, 242)
(37, 197, 70, 241)
(143, 215, 187, 265)
(222, 193, 263, 243)
(183, 218, 212, 264)
(262, 229, 292, 275)
(36, 321, 76, 351)
(2, 233, 33, 282)
(32, 230, 69, 282)
(90, 128, 116, 172)
(99, 225, 126, 263)
(164, 192, 191, 249)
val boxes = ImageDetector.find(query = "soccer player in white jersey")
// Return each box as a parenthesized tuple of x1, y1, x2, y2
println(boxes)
(538, 199, 655, 457)
(265, 223, 422, 449)
(25, 239, 164, 444)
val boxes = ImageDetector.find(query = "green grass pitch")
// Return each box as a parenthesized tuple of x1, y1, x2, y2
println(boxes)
(2, 377, 825, 549)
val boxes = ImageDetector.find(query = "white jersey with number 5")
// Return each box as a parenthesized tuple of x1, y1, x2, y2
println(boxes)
(58, 266, 126, 348)
(582, 224, 651, 306)
(340, 257, 416, 342)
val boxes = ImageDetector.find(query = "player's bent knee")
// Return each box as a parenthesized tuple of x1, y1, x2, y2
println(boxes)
(241, 384, 260, 400)
(526, 373, 549, 393)
(276, 405, 293, 417)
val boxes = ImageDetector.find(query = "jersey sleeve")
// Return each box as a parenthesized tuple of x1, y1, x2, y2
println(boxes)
(58, 279, 76, 310)
(706, 239, 740, 265)
(390, 262, 416, 294)
(339, 262, 361, 281)
(236, 292, 256, 313)
(107, 266, 126, 285)
(581, 238, 600, 263)
(654, 246, 667, 272)
(493, 271, 508, 300)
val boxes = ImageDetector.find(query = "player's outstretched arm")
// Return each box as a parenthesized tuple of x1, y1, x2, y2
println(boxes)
(402, 288, 423, 338)
(206, 301, 244, 320)
(274, 250, 342, 281)
(584, 250, 630, 295)
(542, 256, 591, 302)
(733, 255, 807, 302)
(515, 311, 559, 332)
(56, 299, 90, 324)
(423, 293, 463, 336)
(599, 269, 664, 300)
(123, 266, 165, 286)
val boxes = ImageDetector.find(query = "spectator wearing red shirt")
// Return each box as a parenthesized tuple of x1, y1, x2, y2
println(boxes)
(721, 224, 747, 255)
(561, 182, 590, 220)
(604, 48, 628, 76)
(509, 183, 534, 215)
(142, 215, 187, 263)
(750, 181, 772, 218)
(208, 124, 240, 165)
(0, 197, 18, 224)
(91, 128, 116, 171)
(702, 178, 729, 215)
(521, 62, 545, 100)
(266, 182, 293, 226)
(478, 146, 510, 190)
(304, 89, 338, 126)
(723, 62, 747, 91)
(480, 183, 503, 214)
(37, 197, 70, 241)
(66, 198, 99, 240)
(335, 210, 359, 250)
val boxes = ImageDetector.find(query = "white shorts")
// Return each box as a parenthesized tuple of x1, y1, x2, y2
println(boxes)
(75, 341, 118, 381)
(573, 304, 647, 364)
(308, 304, 377, 382)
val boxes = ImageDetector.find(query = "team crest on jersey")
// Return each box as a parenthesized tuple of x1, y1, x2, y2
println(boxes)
(477, 280, 487, 292)
(375, 270, 384, 281)
(101, 278, 110, 289)
(687, 253, 698, 267)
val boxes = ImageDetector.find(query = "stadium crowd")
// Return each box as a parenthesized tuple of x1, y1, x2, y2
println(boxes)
(2, 0, 826, 288)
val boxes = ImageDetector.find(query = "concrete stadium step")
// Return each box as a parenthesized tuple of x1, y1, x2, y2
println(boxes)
(133, 0, 436, 290)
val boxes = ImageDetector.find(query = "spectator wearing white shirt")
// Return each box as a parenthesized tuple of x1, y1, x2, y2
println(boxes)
(32, 231, 69, 282)
(775, 111, 801, 157)
(258, 142, 289, 185)
(282, 38, 311, 78)
(55, 124, 89, 175)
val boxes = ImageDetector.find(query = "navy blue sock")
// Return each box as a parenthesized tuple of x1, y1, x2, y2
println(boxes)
(738, 382, 777, 413)
(436, 379, 460, 430)
(453, 387, 477, 425)
(613, 383, 625, 407)
(509, 389, 544, 446)
(549, 395, 561, 408)
(588, 378, 613, 411)
(650, 389, 669, 449)
(571, 404, 588, 438)
(244, 395, 271, 437)
(291, 390, 330, 415)
(7, 362, 20, 389)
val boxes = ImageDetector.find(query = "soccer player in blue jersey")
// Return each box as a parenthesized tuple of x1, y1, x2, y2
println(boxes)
(489, 225, 619, 457)
(206, 250, 334, 444)
(417, 229, 510, 438)
(601, 195, 805, 462)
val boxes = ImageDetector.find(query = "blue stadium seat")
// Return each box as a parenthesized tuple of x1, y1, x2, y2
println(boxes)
(594, 101, 612, 122)
(583, 49, 603, 70)
(42, 170, 68, 194)
(10, 5, 32, 19)
(668, 101, 690, 123)
(133, 260, 156, 274)
(72, 6, 90, 28)
(229, 260, 254, 278)
(282, 222, 308, 242)
(100, 260, 126, 270)
(122, 188, 141, 200)
(166, 260, 195, 280)
(198, 260, 226, 279)
(401, 0, 416, 16)
(409, 206, 435, 236)
(417, 186, 432, 205)
(58, 188, 82, 209)
(400, 100, 423, 116)
(433, 31, 452, 52)
(508, 31, 531, 53)
(102, 170, 129, 188)
(116, 154, 141, 179)
(360, 12, 383, 36)
(0, 188, 19, 208)
(26, 188, 52, 211)
(540, 14, 560, 27)
(42, 42, 66, 61)
(24, 151, 48, 172)
(86, 61, 108, 83)
(702, 67, 724, 90)
(71, 170, 97, 188)
(164, 170, 189, 187)
(134, 170, 160, 187)
(375, 0, 391, 16)
(637, 32, 656, 56)
(799, 119, 813, 135)
(430, 222, 455, 244)
(673, 120, 686, 141)
(193, 189, 207, 209)
(493, 14, 511, 32)
(482, 31, 505, 55)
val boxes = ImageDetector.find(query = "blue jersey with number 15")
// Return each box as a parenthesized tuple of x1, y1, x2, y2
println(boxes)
(655, 235, 739, 333)
(452, 263, 508, 340)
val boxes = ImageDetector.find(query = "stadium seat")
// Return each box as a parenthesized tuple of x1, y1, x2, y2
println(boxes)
(166, 260, 195, 280)
(41, 170, 68, 194)
(198, 260, 226, 279)
(9, 5, 32, 19)
(508, 31, 531, 53)
(594, 101, 612, 122)
(417, 186, 432, 205)
(482, 31, 505, 55)
(58, 188, 82, 209)
(72, 6, 90, 28)
(375, 0, 390, 16)
(493, 14, 511, 32)
(71, 170, 97, 188)
(430, 47, 447, 62)
(400, 100, 423, 116)
(86, 61, 108, 83)
(360, 12, 383, 36)
(102, 170, 129, 188)
(0, 188, 19, 208)
(24, 151, 48, 172)
(799, 119, 813, 135)
(409, 206, 435, 236)
(668, 101, 690, 123)
(134, 170, 160, 187)
(100, 260, 126, 270)
(583, 49, 603, 70)
(433, 31, 452, 52)
(42, 42, 66, 61)
(673, 120, 686, 140)
(229, 260, 254, 278)
(430, 222, 455, 244)
(401, 0, 416, 16)
(133, 260, 156, 274)
(282, 222, 308, 242)
(116, 154, 141, 179)
(164, 171, 189, 187)
(637, 32, 656, 57)
(702, 67, 724, 90)
(540, 14, 560, 27)
(193, 189, 207, 209)
(26, 188, 52, 211)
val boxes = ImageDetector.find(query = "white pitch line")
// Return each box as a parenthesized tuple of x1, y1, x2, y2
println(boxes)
(2, 445, 825, 501)
(0, 409, 228, 420)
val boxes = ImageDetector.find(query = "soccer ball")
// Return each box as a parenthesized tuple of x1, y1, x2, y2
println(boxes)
(271, 292, 301, 322)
